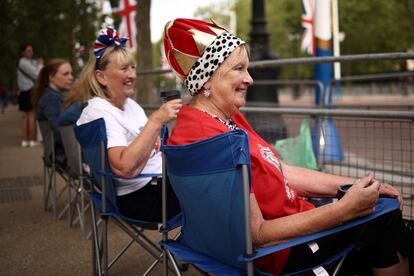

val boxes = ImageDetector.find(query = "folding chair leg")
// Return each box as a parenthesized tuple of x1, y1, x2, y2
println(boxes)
(163, 247, 168, 276)
(76, 201, 91, 239)
(166, 250, 182, 276)
(55, 183, 70, 221)
(52, 166, 58, 221)
(43, 166, 47, 211)
(109, 219, 184, 274)
(332, 253, 348, 276)
(44, 168, 53, 212)
(71, 190, 91, 239)
(129, 224, 162, 254)
(69, 188, 79, 228)
(79, 183, 88, 239)
(108, 237, 134, 269)
(112, 219, 161, 259)
(143, 256, 161, 276)
(57, 202, 69, 221)
(67, 178, 72, 227)
(90, 202, 102, 276)
(101, 217, 109, 276)
(76, 200, 87, 239)
(143, 250, 182, 276)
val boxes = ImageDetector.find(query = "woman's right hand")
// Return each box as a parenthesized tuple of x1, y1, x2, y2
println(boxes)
(339, 173, 380, 219)
(149, 99, 182, 125)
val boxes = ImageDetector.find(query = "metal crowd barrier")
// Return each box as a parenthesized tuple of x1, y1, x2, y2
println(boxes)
(240, 106, 414, 219)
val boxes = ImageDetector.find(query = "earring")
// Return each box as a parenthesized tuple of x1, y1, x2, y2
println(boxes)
(203, 89, 211, 97)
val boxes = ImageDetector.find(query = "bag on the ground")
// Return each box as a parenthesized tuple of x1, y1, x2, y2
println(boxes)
(274, 119, 318, 170)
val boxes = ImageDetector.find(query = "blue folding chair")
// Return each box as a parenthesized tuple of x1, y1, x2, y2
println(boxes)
(74, 118, 181, 276)
(160, 130, 400, 276)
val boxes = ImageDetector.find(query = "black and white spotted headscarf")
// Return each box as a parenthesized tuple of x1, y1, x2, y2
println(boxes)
(184, 32, 245, 96)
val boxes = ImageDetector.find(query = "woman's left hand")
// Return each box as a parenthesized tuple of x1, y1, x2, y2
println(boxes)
(379, 182, 404, 210)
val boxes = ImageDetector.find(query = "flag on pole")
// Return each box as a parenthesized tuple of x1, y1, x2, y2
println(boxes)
(112, 0, 137, 49)
(301, 0, 315, 56)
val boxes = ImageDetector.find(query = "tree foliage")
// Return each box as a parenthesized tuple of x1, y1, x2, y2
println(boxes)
(136, 0, 156, 103)
(195, 0, 414, 78)
(193, 2, 231, 28)
(0, 0, 99, 89)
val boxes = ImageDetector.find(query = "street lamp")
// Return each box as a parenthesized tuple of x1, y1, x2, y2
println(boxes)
(245, 0, 286, 142)
(247, 0, 279, 105)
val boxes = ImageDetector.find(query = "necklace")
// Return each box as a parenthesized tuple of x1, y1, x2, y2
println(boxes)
(199, 109, 239, 130)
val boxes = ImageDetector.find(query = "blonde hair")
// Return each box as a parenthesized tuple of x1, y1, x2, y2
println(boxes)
(76, 45, 135, 103)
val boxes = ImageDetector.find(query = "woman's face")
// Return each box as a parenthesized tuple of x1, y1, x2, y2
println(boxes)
(49, 63, 74, 92)
(97, 53, 136, 102)
(207, 47, 253, 116)
(22, 45, 33, 59)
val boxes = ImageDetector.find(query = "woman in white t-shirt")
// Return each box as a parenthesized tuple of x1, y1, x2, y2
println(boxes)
(76, 27, 182, 222)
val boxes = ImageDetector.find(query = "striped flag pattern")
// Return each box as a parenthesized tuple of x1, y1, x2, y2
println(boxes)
(112, 0, 137, 49)
(301, 0, 315, 56)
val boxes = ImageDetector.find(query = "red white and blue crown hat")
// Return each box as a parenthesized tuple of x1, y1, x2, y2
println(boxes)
(93, 27, 128, 67)
(164, 18, 245, 95)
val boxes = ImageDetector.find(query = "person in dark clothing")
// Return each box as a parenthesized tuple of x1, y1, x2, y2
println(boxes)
(32, 58, 74, 164)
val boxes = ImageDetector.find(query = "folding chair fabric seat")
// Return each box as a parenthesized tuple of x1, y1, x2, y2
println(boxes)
(161, 130, 400, 276)
(59, 124, 91, 239)
(74, 118, 181, 275)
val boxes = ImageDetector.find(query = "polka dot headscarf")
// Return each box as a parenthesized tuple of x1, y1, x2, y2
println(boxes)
(164, 18, 245, 96)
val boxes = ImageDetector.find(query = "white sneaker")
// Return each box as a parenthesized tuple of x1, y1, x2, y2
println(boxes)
(29, 140, 41, 147)
(21, 140, 29, 147)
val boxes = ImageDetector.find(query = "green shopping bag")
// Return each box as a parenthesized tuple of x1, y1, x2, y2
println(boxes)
(274, 119, 318, 170)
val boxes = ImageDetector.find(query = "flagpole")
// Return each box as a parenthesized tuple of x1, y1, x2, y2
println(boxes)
(312, 0, 344, 162)
(332, 0, 341, 98)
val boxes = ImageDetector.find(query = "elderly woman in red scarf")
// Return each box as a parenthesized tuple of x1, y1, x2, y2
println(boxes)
(163, 18, 409, 276)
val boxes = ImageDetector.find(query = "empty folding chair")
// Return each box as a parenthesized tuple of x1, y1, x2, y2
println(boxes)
(37, 120, 69, 221)
(160, 130, 401, 276)
(59, 124, 91, 239)
(74, 118, 181, 275)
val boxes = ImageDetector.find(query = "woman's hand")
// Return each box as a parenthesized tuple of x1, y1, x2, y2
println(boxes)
(379, 182, 403, 210)
(149, 99, 182, 125)
(339, 173, 380, 219)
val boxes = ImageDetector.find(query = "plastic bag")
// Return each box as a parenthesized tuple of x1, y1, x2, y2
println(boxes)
(274, 119, 318, 170)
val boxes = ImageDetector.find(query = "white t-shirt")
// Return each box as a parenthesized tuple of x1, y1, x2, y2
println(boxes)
(77, 97, 162, 196)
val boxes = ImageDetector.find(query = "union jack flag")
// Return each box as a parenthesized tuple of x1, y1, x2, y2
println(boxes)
(112, 0, 137, 49)
(301, 0, 315, 56)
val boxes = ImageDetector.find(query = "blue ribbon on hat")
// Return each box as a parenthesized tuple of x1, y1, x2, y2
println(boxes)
(93, 27, 128, 67)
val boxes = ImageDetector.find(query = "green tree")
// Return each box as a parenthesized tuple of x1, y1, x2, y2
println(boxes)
(136, 0, 155, 104)
(194, 2, 231, 28)
(0, 0, 98, 90)
(235, 0, 414, 77)
(339, 0, 414, 74)
(149, 0, 413, 82)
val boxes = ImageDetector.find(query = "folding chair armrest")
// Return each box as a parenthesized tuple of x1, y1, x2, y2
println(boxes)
(240, 197, 400, 262)
(98, 170, 161, 180)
